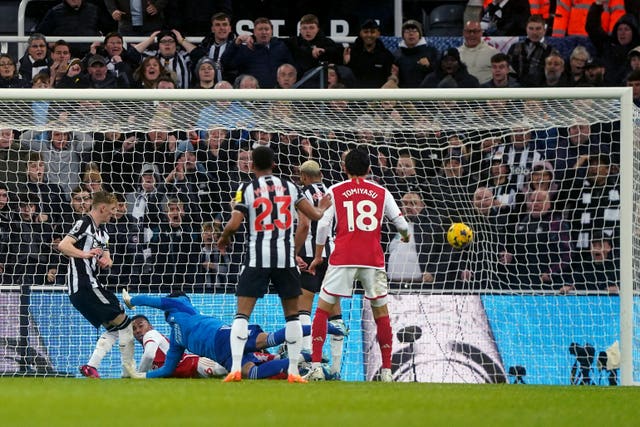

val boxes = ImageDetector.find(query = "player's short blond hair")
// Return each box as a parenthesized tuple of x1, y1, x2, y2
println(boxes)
(300, 160, 321, 177)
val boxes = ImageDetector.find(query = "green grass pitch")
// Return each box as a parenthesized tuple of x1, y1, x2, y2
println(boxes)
(1, 378, 637, 427)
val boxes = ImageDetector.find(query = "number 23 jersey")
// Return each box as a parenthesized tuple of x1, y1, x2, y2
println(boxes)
(323, 178, 403, 269)
(234, 174, 306, 268)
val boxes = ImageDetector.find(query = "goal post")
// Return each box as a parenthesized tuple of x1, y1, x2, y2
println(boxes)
(0, 87, 636, 384)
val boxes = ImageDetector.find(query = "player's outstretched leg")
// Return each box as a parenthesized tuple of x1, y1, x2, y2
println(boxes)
(115, 317, 136, 377)
(81, 330, 117, 378)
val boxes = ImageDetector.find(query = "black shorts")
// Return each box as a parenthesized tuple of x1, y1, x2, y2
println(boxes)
(69, 286, 124, 329)
(237, 267, 302, 299)
(300, 256, 328, 294)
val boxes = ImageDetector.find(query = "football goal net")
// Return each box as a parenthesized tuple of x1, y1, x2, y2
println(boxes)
(0, 87, 636, 385)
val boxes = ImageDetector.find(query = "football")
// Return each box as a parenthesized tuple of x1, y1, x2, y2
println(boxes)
(447, 222, 473, 249)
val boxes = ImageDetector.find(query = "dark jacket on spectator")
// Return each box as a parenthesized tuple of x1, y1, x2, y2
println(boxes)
(222, 37, 294, 88)
(286, 30, 343, 76)
(56, 70, 130, 88)
(36, 1, 106, 56)
(0, 75, 30, 88)
(420, 62, 480, 88)
(347, 37, 394, 88)
(507, 39, 554, 87)
(393, 39, 439, 88)
(587, 5, 640, 85)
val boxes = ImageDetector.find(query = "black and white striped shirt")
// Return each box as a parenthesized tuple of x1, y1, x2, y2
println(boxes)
(233, 175, 305, 268)
(145, 50, 192, 88)
(65, 215, 110, 294)
(299, 182, 334, 258)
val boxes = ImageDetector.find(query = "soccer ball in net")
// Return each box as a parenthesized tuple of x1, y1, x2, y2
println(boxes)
(447, 223, 473, 250)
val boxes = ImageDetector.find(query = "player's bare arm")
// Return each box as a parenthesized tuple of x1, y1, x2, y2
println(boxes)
(297, 194, 332, 221)
(217, 210, 245, 252)
(294, 211, 311, 269)
(57, 235, 104, 260)
(308, 242, 327, 275)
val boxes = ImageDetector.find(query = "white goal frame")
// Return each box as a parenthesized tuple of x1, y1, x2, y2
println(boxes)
(0, 87, 635, 384)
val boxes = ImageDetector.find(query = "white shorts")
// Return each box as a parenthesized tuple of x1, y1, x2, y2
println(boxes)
(321, 266, 388, 301)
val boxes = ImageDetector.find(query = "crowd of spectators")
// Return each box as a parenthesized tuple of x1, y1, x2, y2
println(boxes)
(0, 1, 634, 294)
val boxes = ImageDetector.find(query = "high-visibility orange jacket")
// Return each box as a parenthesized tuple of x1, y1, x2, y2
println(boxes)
(529, 0, 551, 19)
(553, 0, 625, 37)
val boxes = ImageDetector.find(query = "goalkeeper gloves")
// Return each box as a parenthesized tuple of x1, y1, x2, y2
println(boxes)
(122, 289, 135, 310)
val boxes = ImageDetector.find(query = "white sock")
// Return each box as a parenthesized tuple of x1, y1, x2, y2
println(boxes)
(285, 319, 303, 376)
(118, 323, 135, 368)
(88, 330, 117, 368)
(230, 317, 248, 373)
(330, 333, 344, 375)
(299, 312, 311, 352)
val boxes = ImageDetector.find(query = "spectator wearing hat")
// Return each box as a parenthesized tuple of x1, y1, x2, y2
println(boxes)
(587, 2, 640, 86)
(57, 54, 130, 88)
(583, 57, 607, 86)
(35, 0, 108, 57)
(391, 19, 439, 88)
(222, 17, 294, 89)
(507, 14, 553, 87)
(627, 45, 640, 72)
(481, 53, 520, 87)
(458, 20, 499, 85)
(419, 47, 480, 88)
(190, 13, 236, 84)
(343, 19, 395, 88)
(133, 29, 197, 88)
(191, 57, 217, 88)
(104, 0, 167, 36)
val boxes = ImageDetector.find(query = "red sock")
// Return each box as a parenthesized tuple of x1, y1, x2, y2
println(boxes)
(311, 308, 329, 363)
(375, 315, 393, 369)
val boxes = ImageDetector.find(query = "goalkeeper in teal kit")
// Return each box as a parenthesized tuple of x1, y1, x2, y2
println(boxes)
(122, 290, 344, 379)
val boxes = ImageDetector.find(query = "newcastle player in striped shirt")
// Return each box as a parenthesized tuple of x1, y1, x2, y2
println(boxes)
(217, 146, 332, 383)
(294, 160, 346, 379)
(57, 191, 136, 378)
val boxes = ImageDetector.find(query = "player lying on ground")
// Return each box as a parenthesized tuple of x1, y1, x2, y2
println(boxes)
(131, 314, 228, 378)
(122, 290, 345, 379)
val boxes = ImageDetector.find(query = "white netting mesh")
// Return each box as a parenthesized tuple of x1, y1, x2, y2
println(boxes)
(0, 89, 636, 384)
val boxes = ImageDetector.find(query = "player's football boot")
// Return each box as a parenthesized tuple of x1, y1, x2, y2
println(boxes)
(223, 370, 242, 382)
(79, 364, 100, 378)
(329, 319, 349, 336)
(287, 373, 308, 383)
(303, 366, 326, 381)
(380, 368, 393, 382)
